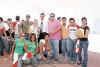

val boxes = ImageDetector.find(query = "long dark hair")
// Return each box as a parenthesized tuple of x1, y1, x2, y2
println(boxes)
(30, 33, 38, 46)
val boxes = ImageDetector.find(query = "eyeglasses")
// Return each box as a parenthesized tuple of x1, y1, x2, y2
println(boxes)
(50, 16, 55, 17)
(62, 20, 66, 21)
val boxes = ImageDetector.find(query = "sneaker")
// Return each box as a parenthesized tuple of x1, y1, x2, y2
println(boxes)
(77, 61, 82, 65)
(72, 61, 76, 64)
(82, 65, 87, 67)
(67, 59, 71, 64)
(0, 52, 4, 56)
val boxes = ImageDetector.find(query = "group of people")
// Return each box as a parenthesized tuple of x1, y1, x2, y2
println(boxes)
(0, 13, 90, 67)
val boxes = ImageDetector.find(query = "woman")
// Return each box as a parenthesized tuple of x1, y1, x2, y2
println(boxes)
(28, 19, 40, 39)
(24, 33, 37, 55)
(11, 32, 26, 67)
(77, 17, 90, 67)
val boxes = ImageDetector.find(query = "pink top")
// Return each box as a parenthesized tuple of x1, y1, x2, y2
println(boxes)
(48, 20, 61, 40)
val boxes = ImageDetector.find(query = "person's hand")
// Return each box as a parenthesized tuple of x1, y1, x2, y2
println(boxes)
(9, 52, 13, 59)
(6, 37, 9, 41)
(50, 30, 55, 35)
(42, 57, 47, 61)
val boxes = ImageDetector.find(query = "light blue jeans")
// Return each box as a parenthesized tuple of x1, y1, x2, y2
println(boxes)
(50, 39, 59, 60)
(67, 38, 77, 61)
(18, 55, 37, 67)
(61, 38, 69, 59)
(78, 41, 89, 67)
(18, 55, 23, 67)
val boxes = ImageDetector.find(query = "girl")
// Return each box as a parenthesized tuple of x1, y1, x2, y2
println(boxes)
(78, 17, 90, 67)
(11, 32, 26, 67)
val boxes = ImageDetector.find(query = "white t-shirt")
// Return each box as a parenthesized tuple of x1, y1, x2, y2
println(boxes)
(15, 21, 21, 34)
(38, 20, 48, 33)
(0, 22, 10, 31)
(69, 26, 79, 40)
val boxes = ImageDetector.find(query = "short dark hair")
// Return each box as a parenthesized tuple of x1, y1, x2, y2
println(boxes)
(57, 17, 61, 20)
(0, 17, 3, 21)
(16, 16, 20, 21)
(40, 13, 45, 15)
(50, 13, 55, 17)
(43, 32, 49, 39)
(69, 18, 75, 22)
(81, 17, 87, 21)
(7, 18, 12, 21)
(62, 17, 67, 20)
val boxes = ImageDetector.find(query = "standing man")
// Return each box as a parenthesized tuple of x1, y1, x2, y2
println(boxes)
(61, 17, 69, 61)
(38, 13, 48, 42)
(0, 17, 9, 56)
(39, 13, 48, 33)
(68, 18, 80, 64)
(57, 17, 62, 54)
(19, 14, 31, 40)
(48, 13, 61, 61)
(14, 16, 21, 39)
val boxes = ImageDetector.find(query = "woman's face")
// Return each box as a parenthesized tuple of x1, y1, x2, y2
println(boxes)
(31, 35, 36, 42)
(44, 35, 49, 41)
(20, 33, 25, 40)
(82, 19, 87, 26)
(34, 19, 38, 26)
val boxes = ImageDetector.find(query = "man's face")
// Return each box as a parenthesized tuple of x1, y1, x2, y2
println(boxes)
(58, 18, 62, 22)
(44, 35, 49, 41)
(40, 15, 45, 20)
(62, 19, 66, 25)
(69, 20, 75, 26)
(50, 14, 55, 21)
(26, 17, 30, 21)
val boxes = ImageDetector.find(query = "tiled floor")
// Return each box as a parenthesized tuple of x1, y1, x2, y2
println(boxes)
(0, 51, 100, 67)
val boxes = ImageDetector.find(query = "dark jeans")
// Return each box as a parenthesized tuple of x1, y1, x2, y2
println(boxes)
(78, 41, 89, 67)
(0, 36, 9, 54)
(59, 40, 62, 54)
(0, 36, 4, 53)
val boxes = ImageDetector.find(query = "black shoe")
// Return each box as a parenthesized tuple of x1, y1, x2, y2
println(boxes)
(0, 52, 4, 56)
(82, 65, 87, 67)
(77, 61, 82, 65)
(54, 58, 59, 61)
(73, 61, 76, 64)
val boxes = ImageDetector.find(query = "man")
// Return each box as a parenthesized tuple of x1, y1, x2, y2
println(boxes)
(57, 17, 62, 54)
(0, 17, 9, 56)
(19, 14, 31, 40)
(61, 17, 69, 61)
(68, 18, 80, 64)
(48, 13, 61, 61)
(39, 13, 48, 33)
(38, 13, 48, 42)
(57, 17, 62, 22)
(14, 16, 21, 39)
